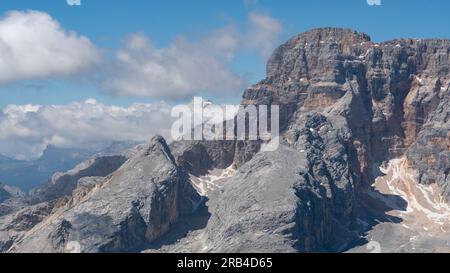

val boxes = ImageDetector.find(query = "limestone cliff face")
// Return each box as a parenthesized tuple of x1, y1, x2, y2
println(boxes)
(6, 136, 201, 253)
(242, 28, 449, 197)
(407, 94, 449, 200)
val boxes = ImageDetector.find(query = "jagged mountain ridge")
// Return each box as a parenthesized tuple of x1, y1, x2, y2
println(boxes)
(5, 136, 201, 253)
(0, 155, 32, 172)
(0, 141, 140, 191)
(0, 146, 95, 191)
(1, 28, 449, 253)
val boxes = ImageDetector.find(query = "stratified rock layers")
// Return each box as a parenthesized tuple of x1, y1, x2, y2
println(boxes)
(244, 28, 449, 198)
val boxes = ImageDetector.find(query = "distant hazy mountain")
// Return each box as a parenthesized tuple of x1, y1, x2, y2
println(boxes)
(0, 141, 139, 191)
(0, 185, 10, 204)
(0, 155, 32, 172)
(94, 141, 141, 157)
(0, 146, 94, 191)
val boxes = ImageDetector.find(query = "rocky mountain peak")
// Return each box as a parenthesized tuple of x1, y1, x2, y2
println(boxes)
(147, 135, 173, 159)
(1, 28, 449, 253)
(266, 28, 372, 83)
(284, 27, 372, 54)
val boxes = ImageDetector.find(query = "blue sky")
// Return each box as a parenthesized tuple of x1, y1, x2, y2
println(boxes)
(1, 0, 450, 159)
(1, 0, 450, 108)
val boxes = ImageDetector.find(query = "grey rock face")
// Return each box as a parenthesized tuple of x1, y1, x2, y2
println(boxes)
(206, 146, 310, 253)
(0, 202, 55, 252)
(30, 155, 127, 204)
(171, 141, 236, 176)
(9, 136, 201, 253)
(241, 27, 450, 198)
(407, 93, 450, 200)
(4, 202, 54, 232)
(0, 184, 25, 217)
(205, 113, 358, 252)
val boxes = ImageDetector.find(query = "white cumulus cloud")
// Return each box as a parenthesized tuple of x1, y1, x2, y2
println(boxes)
(0, 10, 101, 85)
(101, 12, 282, 99)
(102, 33, 245, 100)
(246, 11, 283, 58)
(0, 100, 173, 159)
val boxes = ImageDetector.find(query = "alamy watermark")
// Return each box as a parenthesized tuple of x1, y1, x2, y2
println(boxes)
(171, 97, 280, 152)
